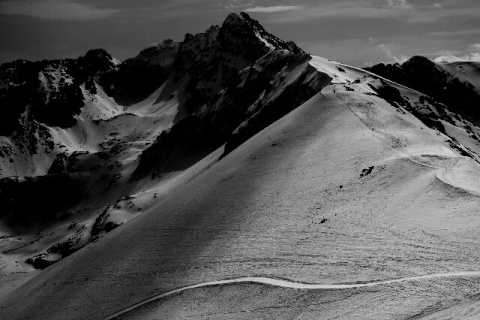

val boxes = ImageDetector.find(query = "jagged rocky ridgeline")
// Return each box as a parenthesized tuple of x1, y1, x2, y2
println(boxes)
(0, 12, 331, 268)
(365, 56, 480, 125)
(0, 49, 118, 134)
(0, 11, 479, 273)
(2, 11, 480, 320)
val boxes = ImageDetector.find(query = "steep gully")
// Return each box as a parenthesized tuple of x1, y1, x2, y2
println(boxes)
(103, 271, 480, 319)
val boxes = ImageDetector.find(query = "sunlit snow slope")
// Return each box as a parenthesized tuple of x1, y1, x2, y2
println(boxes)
(0, 14, 480, 319)
(0, 12, 327, 274)
(1, 50, 480, 319)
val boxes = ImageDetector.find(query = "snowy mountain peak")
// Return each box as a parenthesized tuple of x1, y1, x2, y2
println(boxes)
(2, 16, 480, 319)
(402, 55, 444, 74)
(221, 12, 271, 36)
(221, 12, 268, 33)
(403, 55, 434, 65)
(439, 60, 480, 92)
(218, 12, 302, 54)
(3, 10, 480, 320)
(366, 55, 480, 125)
(76, 48, 120, 76)
(82, 48, 118, 65)
(142, 39, 178, 51)
(135, 39, 180, 67)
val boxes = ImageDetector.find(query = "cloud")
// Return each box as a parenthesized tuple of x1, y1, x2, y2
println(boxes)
(263, 0, 480, 23)
(377, 44, 408, 63)
(429, 29, 480, 36)
(384, 0, 414, 10)
(434, 44, 480, 63)
(243, 6, 301, 13)
(0, 0, 119, 21)
(263, 1, 417, 23)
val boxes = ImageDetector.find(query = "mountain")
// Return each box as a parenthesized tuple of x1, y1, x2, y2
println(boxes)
(439, 60, 480, 91)
(365, 56, 480, 125)
(0, 11, 330, 272)
(1, 12, 480, 320)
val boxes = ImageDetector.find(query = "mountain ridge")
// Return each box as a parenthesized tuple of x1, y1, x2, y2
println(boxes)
(0, 12, 480, 320)
(0, 12, 331, 271)
(365, 56, 480, 126)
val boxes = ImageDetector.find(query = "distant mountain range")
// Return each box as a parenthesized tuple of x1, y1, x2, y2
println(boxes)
(365, 56, 480, 125)
(1, 12, 480, 320)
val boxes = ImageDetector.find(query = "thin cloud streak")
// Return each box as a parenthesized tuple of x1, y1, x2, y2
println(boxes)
(377, 43, 408, 63)
(0, 0, 119, 21)
(434, 44, 480, 63)
(264, 1, 414, 23)
(384, 0, 414, 10)
(429, 29, 480, 36)
(244, 6, 301, 13)
(264, 0, 480, 23)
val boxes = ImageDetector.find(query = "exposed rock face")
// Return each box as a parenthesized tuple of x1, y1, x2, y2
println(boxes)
(178, 12, 305, 114)
(365, 56, 480, 125)
(130, 12, 330, 179)
(1, 12, 476, 277)
(0, 12, 330, 269)
(2, 12, 480, 320)
(0, 49, 117, 133)
(98, 40, 180, 105)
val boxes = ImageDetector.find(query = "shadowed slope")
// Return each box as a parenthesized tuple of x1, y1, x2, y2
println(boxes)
(365, 56, 480, 125)
(1, 62, 480, 319)
(0, 12, 325, 272)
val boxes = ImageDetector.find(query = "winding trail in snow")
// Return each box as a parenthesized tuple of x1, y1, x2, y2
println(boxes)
(103, 271, 480, 320)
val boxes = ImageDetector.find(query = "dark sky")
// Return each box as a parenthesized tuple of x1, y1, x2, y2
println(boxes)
(1, 0, 479, 66)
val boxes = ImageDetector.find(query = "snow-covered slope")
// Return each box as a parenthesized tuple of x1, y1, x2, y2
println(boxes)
(0, 12, 329, 274)
(439, 60, 480, 92)
(1, 12, 480, 320)
(366, 56, 480, 126)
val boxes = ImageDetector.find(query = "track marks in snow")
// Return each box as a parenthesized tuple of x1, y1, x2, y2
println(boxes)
(104, 271, 480, 320)
(407, 155, 480, 197)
